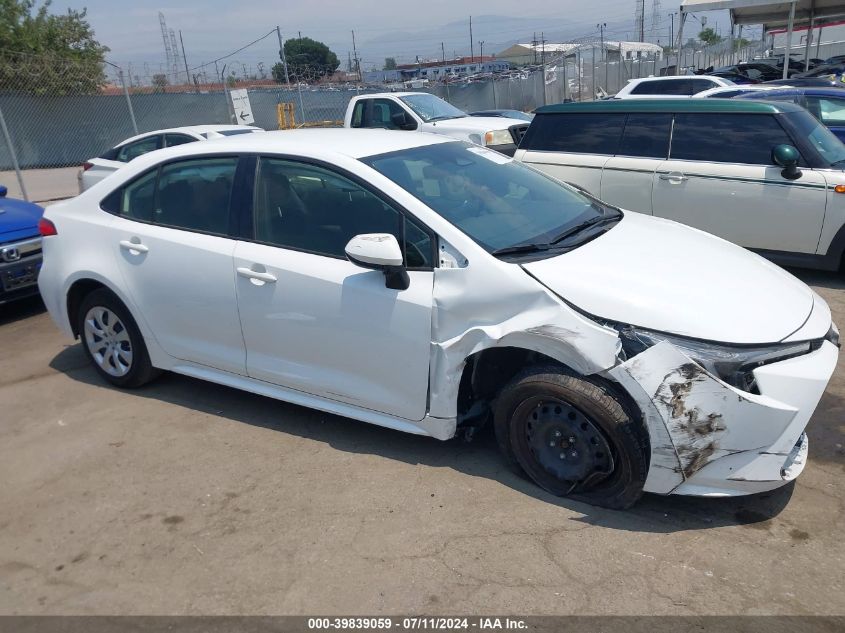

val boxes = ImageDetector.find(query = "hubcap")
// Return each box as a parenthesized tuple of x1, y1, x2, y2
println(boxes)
(83, 307, 133, 377)
(524, 399, 614, 485)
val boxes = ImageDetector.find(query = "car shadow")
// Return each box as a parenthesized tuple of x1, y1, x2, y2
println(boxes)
(49, 343, 822, 534)
(0, 294, 45, 326)
(787, 266, 845, 290)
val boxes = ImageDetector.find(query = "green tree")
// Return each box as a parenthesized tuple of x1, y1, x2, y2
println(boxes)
(151, 73, 168, 93)
(383, 57, 397, 70)
(270, 62, 288, 83)
(280, 36, 340, 82)
(698, 27, 723, 46)
(0, 0, 109, 94)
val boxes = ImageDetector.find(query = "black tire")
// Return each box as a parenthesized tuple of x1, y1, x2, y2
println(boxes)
(76, 288, 159, 389)
(494, 365, 649, 509)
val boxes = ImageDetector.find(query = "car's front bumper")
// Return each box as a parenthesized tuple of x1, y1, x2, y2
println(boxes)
(0, 237, 43, 305)
(609, 339, 838, 497)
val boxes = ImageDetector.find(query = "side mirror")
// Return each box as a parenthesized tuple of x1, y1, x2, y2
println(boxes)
(0, 185, 6, 197)
(772, 144, 803, 180)
(390, 111, 417, 131)
(345, 233, 410, 290)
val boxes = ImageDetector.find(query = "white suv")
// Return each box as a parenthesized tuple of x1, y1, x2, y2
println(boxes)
(38, 129, 838, 508)
(614, 75, 735, 98)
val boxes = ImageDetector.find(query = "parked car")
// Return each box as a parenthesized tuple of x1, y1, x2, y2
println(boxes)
(515, 99, 845, 271)
(0, 185, 44, 305)
(614, 75, 735, 98)
(79, 124, 264, 193)
(735, 86, 845, 141)
(469, 109, 534, 121)
(793, 62, 845, 82)
(693, 84, 791, 98)
(708, 70, 761, 84)
(712, 63, 785, 81)
(344, 92, 528, 155)
(38, 129, 838, 508)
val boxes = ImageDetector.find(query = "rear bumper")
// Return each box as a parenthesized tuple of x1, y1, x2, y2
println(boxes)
(610, 339, 838, 497)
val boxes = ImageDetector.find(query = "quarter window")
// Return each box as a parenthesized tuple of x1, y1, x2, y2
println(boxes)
(670, 113, 797, 165)
(253, 158, 433, 267)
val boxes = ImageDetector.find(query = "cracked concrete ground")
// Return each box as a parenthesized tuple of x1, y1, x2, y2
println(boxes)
(0, 269, 844, 616)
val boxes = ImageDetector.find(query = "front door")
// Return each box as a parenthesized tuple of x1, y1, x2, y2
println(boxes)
(109, 156, 246, 374)
(234, 157, 435, 421)
(652, 112, 827, 253)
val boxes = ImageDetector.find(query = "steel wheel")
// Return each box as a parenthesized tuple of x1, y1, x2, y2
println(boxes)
(83, 306, 133, 377)
(519, 396, 615, 493)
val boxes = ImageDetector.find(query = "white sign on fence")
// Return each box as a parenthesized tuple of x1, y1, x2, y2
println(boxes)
(230, 89, 254, 125)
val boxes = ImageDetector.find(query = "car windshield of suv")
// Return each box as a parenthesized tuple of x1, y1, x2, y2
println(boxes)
(787, 111, 845, 166)
(399, 94, 467, 122)
(361, 141, 620, 256)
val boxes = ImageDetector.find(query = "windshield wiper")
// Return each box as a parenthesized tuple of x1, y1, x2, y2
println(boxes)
(547, 211, 622, 245)
(491, 243, 553, 256)
(428, 115, 465, 121)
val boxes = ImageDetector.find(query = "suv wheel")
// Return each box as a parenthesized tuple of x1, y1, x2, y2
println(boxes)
(77, 288, 159, 388)
(494, 366, 649, 509)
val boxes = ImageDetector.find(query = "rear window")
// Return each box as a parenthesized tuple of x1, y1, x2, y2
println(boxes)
(519, 113, 625, 154)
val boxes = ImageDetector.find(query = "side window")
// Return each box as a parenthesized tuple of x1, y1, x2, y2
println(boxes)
(370, 98, 409, 129)
(350, 100, 366, 128)
(810, 97, 845, 126)
(112, 169, 157, 221)
(691, 79, 717, 94)
(117, 135, 161, 162)
(671, 113, 799, 165)
(519, 113, 625, 154)
(618, 113, 672, 158)
(631, 79, 691, 95)
(165, 134, 197, 147)
(155, 158, 238, 234)
(253, 157, 434, 267)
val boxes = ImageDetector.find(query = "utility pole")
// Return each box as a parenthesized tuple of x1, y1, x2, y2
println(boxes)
(532, 33, 538, 64)
(276, 26, 290, 84)
(598, 23, 607, 90)
(469, 16, 474, 62)
(640, 0, 646, 41)
(179, 30, 190, 85)
(441, 42, 446, 62)
(541, 32, 546, 66)
(352, 30, 361, 82)
(479, 41, 485, 62)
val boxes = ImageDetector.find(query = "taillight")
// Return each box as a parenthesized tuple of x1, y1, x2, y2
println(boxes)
(82, 162, 93, 171)
(38, 218, 57, 236)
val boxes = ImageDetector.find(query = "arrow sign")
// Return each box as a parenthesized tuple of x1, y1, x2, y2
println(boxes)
(229, 88, 255, 125)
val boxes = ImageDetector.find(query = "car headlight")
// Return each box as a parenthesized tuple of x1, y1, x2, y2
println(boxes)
(483, 129, 513, 146)
(614, 325, 817, 393)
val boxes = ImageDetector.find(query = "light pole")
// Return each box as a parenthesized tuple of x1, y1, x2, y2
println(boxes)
(597, 23, 607, 90)
(479, 41, 485, 64)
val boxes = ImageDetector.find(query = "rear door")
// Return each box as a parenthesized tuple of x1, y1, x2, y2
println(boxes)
(600, 113, 672, 214)
(517, 112, 625, 196)
(107, 155, 246, 374)
(652, 112, 827, 253)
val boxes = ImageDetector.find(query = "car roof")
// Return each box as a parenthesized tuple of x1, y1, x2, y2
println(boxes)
(117, 125, 260, 147)
(124, 129, 455, 170)
(743, 86, 845, 97)
(535, 98, 805, 114)
(357, 92, 427, 99)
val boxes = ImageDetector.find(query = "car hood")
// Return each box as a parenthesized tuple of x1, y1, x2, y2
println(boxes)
(521, 212, 816, 344)
(429, 115, 527, 133)
(0, 196, 43, 239)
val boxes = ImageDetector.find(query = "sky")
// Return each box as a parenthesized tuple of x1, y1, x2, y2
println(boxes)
(50, 0, 738, 78)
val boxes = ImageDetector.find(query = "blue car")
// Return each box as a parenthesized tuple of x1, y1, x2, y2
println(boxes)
(0, 185, 44, 305)
(736, 87, 845, 142)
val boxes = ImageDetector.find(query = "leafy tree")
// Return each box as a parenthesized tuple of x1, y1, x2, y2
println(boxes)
(151, 73, 168, 93)
(271, 62, 288, 83)
(0, 0, 109, 94)
(280, 36, 340, 82)
(383, 57, 397, 70)
(698, 28, 723, 46)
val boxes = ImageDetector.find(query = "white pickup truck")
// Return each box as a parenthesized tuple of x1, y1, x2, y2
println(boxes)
(343, 92, 530, 156)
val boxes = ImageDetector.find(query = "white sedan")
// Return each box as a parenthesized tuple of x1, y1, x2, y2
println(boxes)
(39, 129, 838, 508)
(78, 124, 263, 192)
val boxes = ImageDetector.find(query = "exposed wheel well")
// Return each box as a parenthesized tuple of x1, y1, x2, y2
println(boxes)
(456, 347, 568, 429)
(67, 279, 108, 337)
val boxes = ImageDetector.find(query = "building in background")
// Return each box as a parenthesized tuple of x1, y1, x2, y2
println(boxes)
(497, 41, 663, 66)
(363, 56, 511, 84)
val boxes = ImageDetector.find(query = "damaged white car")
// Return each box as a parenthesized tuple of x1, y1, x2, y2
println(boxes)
(38, 129, 839, 509)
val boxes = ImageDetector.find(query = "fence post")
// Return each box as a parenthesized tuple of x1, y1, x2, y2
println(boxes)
(0, 103, 28, 201)
(119, 69, 139, 136)
(562, 62, 567, 101)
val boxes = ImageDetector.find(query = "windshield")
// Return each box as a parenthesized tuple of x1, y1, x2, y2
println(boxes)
(787, 111, 845, 166)
(361, 141, 618, 255)
(399, 94, 467, 122)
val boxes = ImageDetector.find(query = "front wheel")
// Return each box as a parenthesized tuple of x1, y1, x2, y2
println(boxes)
(494, 366, 649, 509)
(77, 288, 159, 388)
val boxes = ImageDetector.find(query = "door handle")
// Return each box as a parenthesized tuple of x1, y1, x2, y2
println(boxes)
(659, 172, 689, 182)
(237, 267, 277, 283)
(119, 240, 148, 254)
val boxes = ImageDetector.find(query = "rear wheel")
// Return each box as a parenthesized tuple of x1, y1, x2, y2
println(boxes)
(494, 366, 649, 509)
(77, 288, 158, 388)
